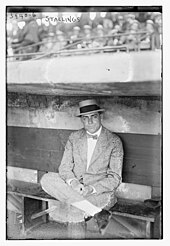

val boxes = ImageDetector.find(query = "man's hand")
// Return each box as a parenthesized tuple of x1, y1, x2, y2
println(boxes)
(82, 185, 94, 197)
(70, 179, 85, 195)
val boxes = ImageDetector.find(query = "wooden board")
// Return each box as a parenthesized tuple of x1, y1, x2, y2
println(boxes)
(7, 180, 158, 222)
(110, 199, 160, 222)
(7, 180, 56, 202)
(7, 126, 161, 193)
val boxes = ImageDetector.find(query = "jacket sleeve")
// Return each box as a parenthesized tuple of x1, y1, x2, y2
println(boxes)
(92, 135, 123, 194)
(58, 134, 77, 181)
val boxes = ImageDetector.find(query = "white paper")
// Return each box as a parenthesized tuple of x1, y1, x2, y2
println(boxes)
(72, 200, 101, 216)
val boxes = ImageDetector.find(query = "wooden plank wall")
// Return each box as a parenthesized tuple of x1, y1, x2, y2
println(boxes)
(7, 126, 161, 197)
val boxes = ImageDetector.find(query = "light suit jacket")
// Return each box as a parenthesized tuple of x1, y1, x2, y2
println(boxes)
(59, 126, 123, 195)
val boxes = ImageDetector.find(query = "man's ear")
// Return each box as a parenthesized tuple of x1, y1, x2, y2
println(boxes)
(100, 113, 104, 121)
(80, 116, 83, 123)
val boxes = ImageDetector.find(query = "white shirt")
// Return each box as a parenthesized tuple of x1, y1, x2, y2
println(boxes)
(86, 126, 102, 171)
(66, 126, 102, 191)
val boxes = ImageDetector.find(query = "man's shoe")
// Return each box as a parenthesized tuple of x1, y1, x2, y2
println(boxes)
(84, 215, 92, 222)
(94, 209, 112, 235)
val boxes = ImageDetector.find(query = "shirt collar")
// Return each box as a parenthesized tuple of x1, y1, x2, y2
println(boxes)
(86, 126, 102, 137)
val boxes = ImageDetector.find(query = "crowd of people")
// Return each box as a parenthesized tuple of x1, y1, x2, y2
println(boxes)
(7, 12, 162, 60)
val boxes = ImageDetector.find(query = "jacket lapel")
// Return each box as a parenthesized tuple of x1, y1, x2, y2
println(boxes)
(77, 129, 87, 169)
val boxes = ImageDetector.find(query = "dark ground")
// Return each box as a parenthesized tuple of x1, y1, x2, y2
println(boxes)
(7, 210, 157, 240)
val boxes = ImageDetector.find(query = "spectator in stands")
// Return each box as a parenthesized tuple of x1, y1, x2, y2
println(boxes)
(38, 24, 49, 41)
(107, 25, 123, 46)
(146, 20, 155, 33)
(144, 20, 155, 48)
(154, 13, 162, 49)
(123, 13, 136, 32)
(39, 33, 55, 53)
(51, 30, 67, 52)
(7, 37, 14, 61)
(92, 24, 107, 48)
(10, 17, 41, 60)
(81, 25, 93, 48)
(103, 13, 113, 34)
(126, 20, 140, 50)
(14, 17, 41, 52)
(69, 26, 82, 48)
(79, 13, 91, 28)
(130, 19, 140, 31)
(139, 20, 156, 50)
(92, 12, 103, 29)
(110, 12, 120, 27)
(116, 15, 124, 30)
(83, 25, 92, 39)
(117, 19, 140, 50)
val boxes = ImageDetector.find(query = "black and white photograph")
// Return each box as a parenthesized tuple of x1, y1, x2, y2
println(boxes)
(6, 4, 162, 240)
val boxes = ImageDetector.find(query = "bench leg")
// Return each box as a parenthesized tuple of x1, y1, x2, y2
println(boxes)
(41, 201, 48, 223)
(111, 215, 141, 238)
(146, 221, 151, 238)
(18, 196, 27, 237)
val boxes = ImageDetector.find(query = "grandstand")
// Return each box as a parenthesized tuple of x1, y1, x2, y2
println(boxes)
(7, 11, 162, 61)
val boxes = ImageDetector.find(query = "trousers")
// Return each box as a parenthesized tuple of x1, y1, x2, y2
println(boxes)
(40, 172, 114, 223)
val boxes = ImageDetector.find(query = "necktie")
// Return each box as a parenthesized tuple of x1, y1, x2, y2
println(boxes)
(87, 133, 98, 140)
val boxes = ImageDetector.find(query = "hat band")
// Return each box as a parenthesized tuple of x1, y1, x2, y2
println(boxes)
(80, 104, 100, 114)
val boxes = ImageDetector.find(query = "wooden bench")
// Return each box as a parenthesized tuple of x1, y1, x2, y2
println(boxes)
(7, 126, 161, 238)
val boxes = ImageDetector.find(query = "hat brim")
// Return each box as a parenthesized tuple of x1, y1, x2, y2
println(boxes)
(76, 109, 105, 117)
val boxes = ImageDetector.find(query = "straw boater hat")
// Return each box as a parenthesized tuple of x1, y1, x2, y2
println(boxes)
(76, 99, 105, 117)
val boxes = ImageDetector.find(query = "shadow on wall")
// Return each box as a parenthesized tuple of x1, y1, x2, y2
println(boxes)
(8, 94, 161, 135)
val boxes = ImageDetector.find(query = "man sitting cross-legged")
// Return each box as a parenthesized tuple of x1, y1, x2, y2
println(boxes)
(40, 99, 124, 234)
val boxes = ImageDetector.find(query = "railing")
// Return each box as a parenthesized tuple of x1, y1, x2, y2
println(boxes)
(7, 31, 161, 61)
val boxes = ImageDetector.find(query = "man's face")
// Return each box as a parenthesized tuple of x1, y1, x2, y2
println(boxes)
(81, 112, 102, 134)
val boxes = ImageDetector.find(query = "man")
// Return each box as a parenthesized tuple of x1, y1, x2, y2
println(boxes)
(92, 25, 107, 48)
(17, 17, 40, 51)
(40, 99, 123, 233)
(81, 25, 93, 48)
(107, 24, 123, 46)
(50, 30, 67, 53)
(70, 26, 81, 42)
(11, 17, 41, 60)
(154, 13, 162, 49)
